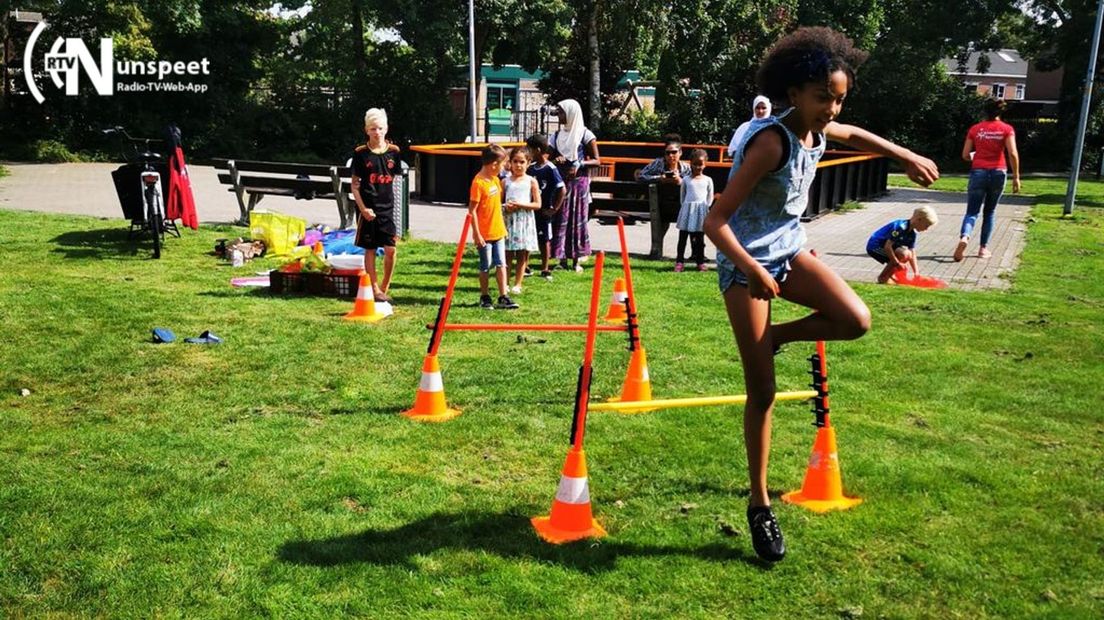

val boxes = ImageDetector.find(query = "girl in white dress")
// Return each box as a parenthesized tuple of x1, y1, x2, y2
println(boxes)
(676, 149, 714, 271)
(502, 147, 540, 293)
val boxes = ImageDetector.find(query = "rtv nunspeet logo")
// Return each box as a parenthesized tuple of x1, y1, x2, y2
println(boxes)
(23, 22, 211, 104)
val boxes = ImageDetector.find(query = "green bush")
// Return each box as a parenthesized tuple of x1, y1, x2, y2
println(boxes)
(601, 109, 668, 141)
(0, 164, 8, 178)
(29, 140, 82, 163)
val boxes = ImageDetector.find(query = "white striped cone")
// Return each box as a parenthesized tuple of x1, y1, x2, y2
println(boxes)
(401, 354, 460, 422)
(344, 275, 386, 322)
(603, 278, 629, 323)
(531, 447, 607, 543)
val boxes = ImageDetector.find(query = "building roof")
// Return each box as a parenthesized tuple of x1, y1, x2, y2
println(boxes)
(481, 64, 545, 82)
(942, 49, 1028, 78)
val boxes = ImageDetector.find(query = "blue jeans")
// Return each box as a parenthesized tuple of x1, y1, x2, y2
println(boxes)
(961, 169, 1006, 246)
(477, 238, 506, 272)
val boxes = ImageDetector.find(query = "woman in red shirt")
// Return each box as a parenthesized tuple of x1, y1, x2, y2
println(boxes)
(955, 98, 1021, 261)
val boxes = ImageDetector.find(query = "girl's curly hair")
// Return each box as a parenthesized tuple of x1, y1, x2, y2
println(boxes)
(756, 27, 869, 103)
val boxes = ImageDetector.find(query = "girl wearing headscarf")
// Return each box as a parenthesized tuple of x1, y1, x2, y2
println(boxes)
(727, 96, 773, 158)
(549, 99, 601, 271)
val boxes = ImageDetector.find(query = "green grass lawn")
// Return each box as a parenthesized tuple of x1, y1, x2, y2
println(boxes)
(1, 178, 1102, 617)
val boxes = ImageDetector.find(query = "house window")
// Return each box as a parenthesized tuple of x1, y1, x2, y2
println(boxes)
(486, 82, 517, 111)
(964, 82, 980, 94)
(992, 83, 1006, 98)
(1015, 84, 1025, 100)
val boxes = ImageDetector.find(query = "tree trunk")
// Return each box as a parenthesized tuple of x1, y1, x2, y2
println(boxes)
(1, 12, 9, 110)
(587, 1, 601, 130)
(350, 0, 368, 82)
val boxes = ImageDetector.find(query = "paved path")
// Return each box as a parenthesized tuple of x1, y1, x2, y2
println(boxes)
(0, 162, 1031, 290)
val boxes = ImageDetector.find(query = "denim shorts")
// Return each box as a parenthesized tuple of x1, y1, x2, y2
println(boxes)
(716, 248, 801, 291)
(478, 238, 506, 272)
(867, 248, 889, 264)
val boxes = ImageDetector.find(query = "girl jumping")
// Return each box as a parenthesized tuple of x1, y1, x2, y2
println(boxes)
(703, 27, 939, 562)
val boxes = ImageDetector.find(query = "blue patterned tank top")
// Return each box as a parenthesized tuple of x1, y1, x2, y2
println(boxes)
(720, 112, 825, 271)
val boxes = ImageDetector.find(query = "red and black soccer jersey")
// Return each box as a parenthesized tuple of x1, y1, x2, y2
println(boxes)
(351, 144, 400, 238)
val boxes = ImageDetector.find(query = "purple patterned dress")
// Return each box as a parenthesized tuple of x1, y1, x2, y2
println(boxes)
(553, 174, 591, 260)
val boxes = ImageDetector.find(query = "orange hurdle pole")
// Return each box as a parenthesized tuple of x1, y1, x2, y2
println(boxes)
(532, 251, 607, 543)
(616, 217, 639, 324)
(606, 217, 654, 409)
(426, 214, 471, 357)
(404, 215, 470, 422)
(571, 250, 604, 449)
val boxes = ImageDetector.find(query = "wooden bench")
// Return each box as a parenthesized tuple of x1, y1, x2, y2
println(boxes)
(211, 159, 358, 228)
(589, 178, 682, 259)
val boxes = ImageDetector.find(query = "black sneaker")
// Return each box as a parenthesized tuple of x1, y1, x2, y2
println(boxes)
(540, 270, 553, 281)
(747, 505, 786, 562)
(479, 294, 494, 309)
(496, 295, 519, 310)
(524, 266, 533, 276)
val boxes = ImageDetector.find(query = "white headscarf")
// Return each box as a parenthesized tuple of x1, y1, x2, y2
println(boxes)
(555, 99, 586, 162)
(728, 95, 773, 157)
(752, 95, 772, 118)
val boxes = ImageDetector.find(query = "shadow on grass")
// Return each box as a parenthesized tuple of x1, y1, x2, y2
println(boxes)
(278, 510, 766, 572)
(1033, 193, 1104, 209)
(50, 227, 147, 260)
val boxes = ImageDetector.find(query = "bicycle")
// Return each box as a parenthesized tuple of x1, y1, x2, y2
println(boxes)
(105, 126, 178, 258)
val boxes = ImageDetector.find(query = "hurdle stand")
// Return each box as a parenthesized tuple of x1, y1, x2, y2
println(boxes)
(602, 217, 658, 410)
(531, 252, 608, 543)
(401, 214, 472, 422)
(781, 340, 863, 512)
(408, 211, 630, 420)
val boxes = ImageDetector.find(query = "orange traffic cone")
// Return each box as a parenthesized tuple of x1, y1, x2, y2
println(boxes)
(782, 425, 863, 513)
(606, 346, 655, 412)
(343, 275, 388, 323)
(603, 277, 629, 323)
(532, 446, 606, 543)
(401, 354, 460, 422)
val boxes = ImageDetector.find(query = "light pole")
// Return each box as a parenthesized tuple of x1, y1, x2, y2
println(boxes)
(1064, 0, 1104, 215)
(468, 0, 478, 143)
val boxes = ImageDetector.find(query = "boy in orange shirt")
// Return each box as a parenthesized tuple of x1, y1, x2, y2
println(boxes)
(469, 144, 518, 309)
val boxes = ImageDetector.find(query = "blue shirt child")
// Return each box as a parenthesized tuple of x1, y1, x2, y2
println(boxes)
(528, 160, 565, 210)
(866, 219, 917, 259)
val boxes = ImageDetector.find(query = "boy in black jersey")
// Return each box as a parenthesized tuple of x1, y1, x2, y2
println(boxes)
(351, 108, 402, 302)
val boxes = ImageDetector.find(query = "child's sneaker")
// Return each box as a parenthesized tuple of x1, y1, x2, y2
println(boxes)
(540, 270, 553, 281)
(747, 505, 786, 562)
(674, 262, 685, 273)
(697, 263, 708, 271)
(479, 294, 494, 309)
(978, 247, 991, 259)
(524, 266, 533, 276)
(496, 295, 519, 310)
(510, 285, 522, 295)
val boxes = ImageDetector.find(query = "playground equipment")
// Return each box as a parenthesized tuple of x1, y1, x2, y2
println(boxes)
(530, 304, 861, 543)
(405, 216, 644, 421)
(588, 390, 818, 412)
(782, 340, 863, 512)
(531, 252, 608, 543)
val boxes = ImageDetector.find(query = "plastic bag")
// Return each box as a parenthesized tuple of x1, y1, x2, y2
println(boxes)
(249, 210, 306, 256)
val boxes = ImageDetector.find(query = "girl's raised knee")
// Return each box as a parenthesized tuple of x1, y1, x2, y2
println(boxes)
(848, 305, 872, 339)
